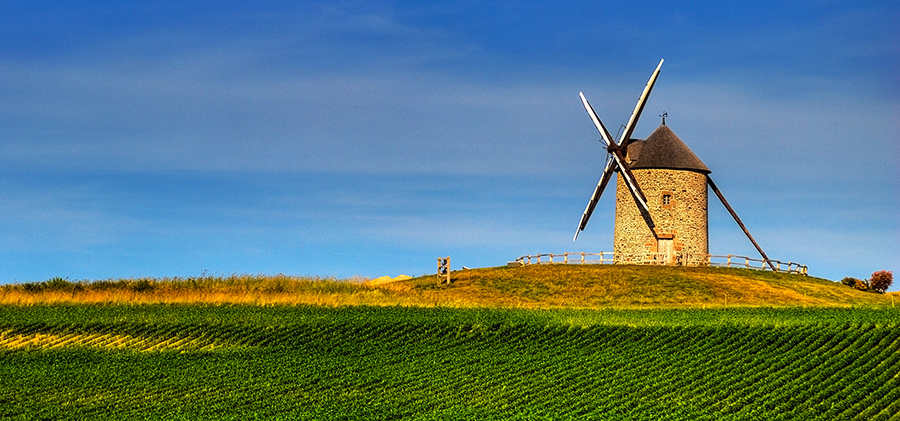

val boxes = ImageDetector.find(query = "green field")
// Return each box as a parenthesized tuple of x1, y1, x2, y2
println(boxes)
(2, 304, 898, 420)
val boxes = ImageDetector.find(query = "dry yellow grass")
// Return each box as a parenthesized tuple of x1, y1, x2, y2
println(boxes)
(0, 274, 433, 307)
(0, 266, 891, 308)
(389, 265, 893, 308)
(0, 285, 437, 307)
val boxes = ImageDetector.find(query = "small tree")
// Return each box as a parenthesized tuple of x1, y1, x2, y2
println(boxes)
(853, 279, 869, 292)
(869, 270, 893, 294)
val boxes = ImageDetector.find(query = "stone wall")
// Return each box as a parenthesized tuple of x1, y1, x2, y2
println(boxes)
(614, 169, 708, 262)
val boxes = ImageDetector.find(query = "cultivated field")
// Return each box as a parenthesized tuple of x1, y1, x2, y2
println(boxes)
(0, 266, 897, 419)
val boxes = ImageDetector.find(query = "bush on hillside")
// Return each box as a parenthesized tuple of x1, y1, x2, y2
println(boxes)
(869, 270, 893, 294)
(853, 279, 869, 292)
(43, 277, 72, 290)
(21, 277, 84, 293)
(840, 277, 860, 288)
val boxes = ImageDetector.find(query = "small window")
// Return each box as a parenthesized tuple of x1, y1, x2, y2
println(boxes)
(662, 194, 672, 206)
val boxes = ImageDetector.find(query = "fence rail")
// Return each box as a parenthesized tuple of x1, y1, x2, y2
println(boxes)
(513, 252, 807, 275)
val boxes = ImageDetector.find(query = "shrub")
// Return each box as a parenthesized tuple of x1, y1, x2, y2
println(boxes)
(869, 270, 893, 294)
(22, 282, 43, 293)
(853, 279, 869, 292)
(840, 277, 860, 288)
(128, 279, 156, 293)
(43, 277, 71, 291)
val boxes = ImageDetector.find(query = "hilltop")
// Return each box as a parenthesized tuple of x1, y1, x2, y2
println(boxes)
(1, 265, 891, 308)
(381, 264, 892, 308)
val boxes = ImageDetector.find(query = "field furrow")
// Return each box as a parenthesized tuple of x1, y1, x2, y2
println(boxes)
(0, 305, 897, 420)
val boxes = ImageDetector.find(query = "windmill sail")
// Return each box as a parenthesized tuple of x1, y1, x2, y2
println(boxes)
(574, 157, 617, 240)
(618, 59, 663, 147)
(578, 92, 651, 214)
(707, 176, 777, 271)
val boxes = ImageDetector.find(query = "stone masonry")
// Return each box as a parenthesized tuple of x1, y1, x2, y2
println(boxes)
(613, 168, 708, 263)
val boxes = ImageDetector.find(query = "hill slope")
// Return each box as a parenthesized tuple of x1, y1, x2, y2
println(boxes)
(2, 265, 891, 308)
(383, 265, 892, 308)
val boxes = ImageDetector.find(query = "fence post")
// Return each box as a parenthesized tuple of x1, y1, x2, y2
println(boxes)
(437, 257, 451, 284)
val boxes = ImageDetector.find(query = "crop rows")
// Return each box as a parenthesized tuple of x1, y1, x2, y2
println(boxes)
(0, 305, 898, 420)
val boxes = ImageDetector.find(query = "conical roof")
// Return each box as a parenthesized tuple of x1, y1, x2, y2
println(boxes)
(626, 125, 710, 174)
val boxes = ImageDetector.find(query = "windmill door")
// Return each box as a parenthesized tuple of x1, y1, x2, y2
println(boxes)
(658, 239, 676, 265)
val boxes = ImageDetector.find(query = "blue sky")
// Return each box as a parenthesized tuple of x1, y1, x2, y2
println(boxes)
(1, 1, 897, 285)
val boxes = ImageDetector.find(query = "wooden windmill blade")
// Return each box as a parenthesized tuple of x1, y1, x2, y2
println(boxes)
(574, 61, 665, 240)
(608, 59, 665, 232)
(707, 175, 777, 271)
(578, 92, 618, 150)
(574, 157, 617, 240)
(617, 58, 663, 148)
(578, 92, 651, 214)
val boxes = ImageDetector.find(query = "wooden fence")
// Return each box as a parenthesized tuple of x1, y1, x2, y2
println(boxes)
(513, 252, 807, 275)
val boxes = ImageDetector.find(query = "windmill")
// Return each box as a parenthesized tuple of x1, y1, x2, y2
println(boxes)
(572, 59, 776, 271)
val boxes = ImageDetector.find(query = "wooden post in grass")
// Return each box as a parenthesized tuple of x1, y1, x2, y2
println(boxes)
(437, 257, 450, 285)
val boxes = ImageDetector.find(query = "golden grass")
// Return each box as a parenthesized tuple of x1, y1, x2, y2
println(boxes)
(0, 285, 436, 307)
(0, 274, 432, 307)
(1, 266, 892, 308)
(390, 265, 894, 308)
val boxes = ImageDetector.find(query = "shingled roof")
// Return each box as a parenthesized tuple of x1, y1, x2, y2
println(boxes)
(625, 125, 710, 174)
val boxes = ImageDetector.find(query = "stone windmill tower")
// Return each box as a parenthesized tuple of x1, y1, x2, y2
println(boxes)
(573, 59, 776, 270)
(613, 122, 710, 265)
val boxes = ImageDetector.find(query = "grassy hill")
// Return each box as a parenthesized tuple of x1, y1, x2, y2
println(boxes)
(387, 265, 893, 308)
(2, 264, 891, 308)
